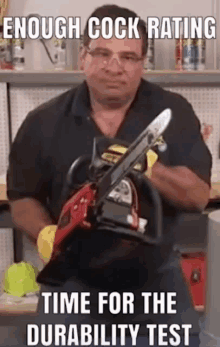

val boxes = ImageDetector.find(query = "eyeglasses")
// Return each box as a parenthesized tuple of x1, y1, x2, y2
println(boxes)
(85, 47, 144, 70)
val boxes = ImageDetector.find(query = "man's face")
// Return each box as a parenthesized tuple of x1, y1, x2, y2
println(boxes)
(81, 35, 144, 104)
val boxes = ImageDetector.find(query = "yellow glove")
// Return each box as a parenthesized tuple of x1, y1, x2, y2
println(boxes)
(37, 225, 57, 263)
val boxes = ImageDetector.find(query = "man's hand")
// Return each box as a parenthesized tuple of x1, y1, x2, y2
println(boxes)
(148, 162, 210, 211)
(37, 225, 57, 263)
(9, 198, 53, 241)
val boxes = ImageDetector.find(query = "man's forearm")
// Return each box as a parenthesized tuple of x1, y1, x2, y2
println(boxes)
(149, 162, 210, 211)
(9, 198, 53, 241)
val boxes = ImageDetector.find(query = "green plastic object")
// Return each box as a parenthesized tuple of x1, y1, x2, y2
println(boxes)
(3, 261, 40, 297)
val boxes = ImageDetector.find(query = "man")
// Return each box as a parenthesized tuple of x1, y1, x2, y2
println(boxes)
(7, 4, 211, 347)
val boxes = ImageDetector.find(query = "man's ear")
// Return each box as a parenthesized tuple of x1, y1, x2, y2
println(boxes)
(79, 46, 87, 70)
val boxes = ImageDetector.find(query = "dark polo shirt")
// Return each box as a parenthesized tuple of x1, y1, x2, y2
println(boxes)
(7, 78, 212, 274)
(7, 78, 212, 221)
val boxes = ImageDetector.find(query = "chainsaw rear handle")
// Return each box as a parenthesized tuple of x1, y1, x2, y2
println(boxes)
(60, 155, 91, 205)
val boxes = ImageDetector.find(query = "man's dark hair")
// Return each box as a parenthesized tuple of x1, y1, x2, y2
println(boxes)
(83, 4, 148, 56)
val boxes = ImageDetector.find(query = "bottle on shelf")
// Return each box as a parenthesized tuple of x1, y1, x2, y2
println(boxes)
(144, 34, 155, 71)
(182, 38, 196, 71)
(0, 24, 13, 69)
(53, 38, 66, 71)
(175, 36, 183, 71)
(181, 36, 206, 71)
(194, 38, 206, 71)
(13, 38, 25, 71)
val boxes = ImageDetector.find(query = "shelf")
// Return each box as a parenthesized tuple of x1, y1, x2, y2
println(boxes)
(1, 70, 220, 86)
(0, 70, 85, 85)
(143, 70, 220, 86)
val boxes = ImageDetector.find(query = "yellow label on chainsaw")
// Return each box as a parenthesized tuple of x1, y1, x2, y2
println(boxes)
(101, 144, 158, 172)
(102, 151, 121, 164)
(108, 144, 127, 154)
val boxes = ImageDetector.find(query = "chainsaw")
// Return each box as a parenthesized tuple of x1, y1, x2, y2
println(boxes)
(37, 108, 172, 287)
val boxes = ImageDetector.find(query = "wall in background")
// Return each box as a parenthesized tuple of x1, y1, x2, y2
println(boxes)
(6, 0, 217, 70)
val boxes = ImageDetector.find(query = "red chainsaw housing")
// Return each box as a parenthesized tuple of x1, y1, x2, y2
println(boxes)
(180, 253, 206, 311)
(53, 183, 96, 255)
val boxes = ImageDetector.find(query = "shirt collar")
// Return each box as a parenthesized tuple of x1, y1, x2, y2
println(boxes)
(70, 78, 152, 121)
(71, 81, 92, 120)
